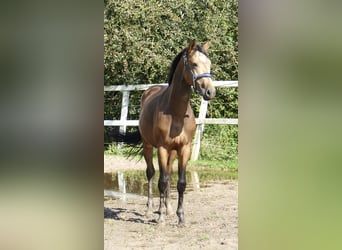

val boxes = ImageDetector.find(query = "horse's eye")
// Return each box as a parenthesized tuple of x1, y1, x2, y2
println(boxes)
(192, 63, 198, 67)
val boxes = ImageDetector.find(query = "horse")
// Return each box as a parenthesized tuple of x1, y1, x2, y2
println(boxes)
(121, 40, 216, 224)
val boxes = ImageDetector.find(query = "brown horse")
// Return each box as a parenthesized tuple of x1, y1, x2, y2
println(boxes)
(139, 40, 216, 224)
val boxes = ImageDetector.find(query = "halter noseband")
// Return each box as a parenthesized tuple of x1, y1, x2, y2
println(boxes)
(183, 50, 213, 93)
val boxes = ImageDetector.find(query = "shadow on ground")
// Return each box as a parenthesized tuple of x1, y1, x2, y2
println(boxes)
(104, 207, 158, 225)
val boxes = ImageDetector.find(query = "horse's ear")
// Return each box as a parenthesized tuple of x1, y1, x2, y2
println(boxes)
(188, 39, 196, 52)
(202, 40, 211, 52)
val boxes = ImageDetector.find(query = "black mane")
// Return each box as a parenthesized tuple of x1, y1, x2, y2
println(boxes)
(167, 49, 186, 85)
(167, 45, 208, 85)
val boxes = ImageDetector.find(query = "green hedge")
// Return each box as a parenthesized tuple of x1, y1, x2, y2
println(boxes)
(104, 0, 238, 162)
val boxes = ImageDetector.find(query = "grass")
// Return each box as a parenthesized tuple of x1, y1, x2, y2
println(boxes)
(188, 158, 238, 170)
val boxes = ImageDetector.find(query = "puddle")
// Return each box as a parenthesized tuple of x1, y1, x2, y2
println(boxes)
(104, 168, 237, 200)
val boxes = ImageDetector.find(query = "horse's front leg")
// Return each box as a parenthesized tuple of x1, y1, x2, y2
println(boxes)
(176, 145, 191, 224)
(165, 150, 177, 216)
(157, 147, 171, 224)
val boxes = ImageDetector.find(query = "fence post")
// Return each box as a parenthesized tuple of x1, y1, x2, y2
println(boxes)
(118, 91, 130, 148)
(119, 91, 130, 133)
(117, 171, 126, 201)
(191, 99, 208, 161)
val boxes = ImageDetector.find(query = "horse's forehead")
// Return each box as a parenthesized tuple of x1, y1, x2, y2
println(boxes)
(193, 51, 209, 64)
(198, 53, 207, 63)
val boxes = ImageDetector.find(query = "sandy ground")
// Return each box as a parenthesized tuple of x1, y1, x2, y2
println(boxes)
(104, 155, 238, 250)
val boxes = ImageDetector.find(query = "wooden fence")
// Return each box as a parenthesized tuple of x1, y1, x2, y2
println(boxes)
(104, 81, 238, 160)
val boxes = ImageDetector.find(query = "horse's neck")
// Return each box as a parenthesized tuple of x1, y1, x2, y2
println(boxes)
(167, 70, 191, 118)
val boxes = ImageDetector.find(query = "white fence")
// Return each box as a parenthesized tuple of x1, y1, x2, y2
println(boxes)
(104, 81, 238, 160)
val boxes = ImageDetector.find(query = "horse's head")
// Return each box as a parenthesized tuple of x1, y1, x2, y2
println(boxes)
(183, 39, 216, 100)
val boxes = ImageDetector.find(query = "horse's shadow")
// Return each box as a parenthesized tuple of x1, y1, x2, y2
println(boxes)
(104, 207, 158, 225)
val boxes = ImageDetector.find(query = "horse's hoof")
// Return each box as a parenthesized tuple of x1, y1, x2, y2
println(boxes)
(177, 219, 186, 227)
(177, 215, 185, 225)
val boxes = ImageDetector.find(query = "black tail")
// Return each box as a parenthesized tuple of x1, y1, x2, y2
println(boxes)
(112, 130, 143, 159)
(113, 130, 142, 146)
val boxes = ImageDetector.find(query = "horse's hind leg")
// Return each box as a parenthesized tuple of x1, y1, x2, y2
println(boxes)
(143, 142, 155, 216)
(176, 144, 191, 224)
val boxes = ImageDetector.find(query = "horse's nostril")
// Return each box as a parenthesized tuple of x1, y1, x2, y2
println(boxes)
(206, 89, 211, 96)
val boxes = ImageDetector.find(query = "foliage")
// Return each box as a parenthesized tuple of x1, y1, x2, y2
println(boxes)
(199, 125, 238, 161)
(104, 0, 238, 162)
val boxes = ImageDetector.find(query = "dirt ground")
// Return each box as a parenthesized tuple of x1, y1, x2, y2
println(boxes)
(104, 155, 238, 250)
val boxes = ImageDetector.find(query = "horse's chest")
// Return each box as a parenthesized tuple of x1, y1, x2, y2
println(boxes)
(161, 121, 194, 147)
(168, 132, 188, 145)
(170, 122, 183, 138)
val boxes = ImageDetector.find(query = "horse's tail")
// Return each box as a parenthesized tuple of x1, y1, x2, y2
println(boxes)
(113, 130, 142, 146)
(112, 129, 143, 159)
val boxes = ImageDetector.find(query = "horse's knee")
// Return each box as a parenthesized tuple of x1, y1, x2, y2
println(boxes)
(146, 167, 155, 180)
(177, 181, 186, 193)
(158, 176, 169, 193)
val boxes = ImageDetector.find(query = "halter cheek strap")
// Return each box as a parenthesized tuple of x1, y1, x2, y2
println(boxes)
(183, 52, 213, 93)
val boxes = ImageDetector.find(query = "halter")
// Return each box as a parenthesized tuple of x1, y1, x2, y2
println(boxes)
(183, 50, 213, 94)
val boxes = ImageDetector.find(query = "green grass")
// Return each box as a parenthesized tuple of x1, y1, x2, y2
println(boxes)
(188, 158, 238, 170)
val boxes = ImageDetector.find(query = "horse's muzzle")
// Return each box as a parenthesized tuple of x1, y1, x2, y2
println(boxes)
(203, 86, 216, 100)
(198, 82, 216, 100)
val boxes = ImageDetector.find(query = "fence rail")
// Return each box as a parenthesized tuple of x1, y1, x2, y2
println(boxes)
(104, 118, 238, 126)
(104, 81, 238, 160)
